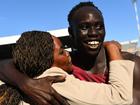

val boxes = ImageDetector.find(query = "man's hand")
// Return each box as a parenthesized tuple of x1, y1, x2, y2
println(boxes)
(20, 75, 69, 105)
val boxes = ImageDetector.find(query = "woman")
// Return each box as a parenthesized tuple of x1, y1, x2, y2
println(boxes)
(0, 31, 134, 105)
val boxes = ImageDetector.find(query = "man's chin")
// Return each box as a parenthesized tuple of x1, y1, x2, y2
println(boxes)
(85, 50, 99, 58)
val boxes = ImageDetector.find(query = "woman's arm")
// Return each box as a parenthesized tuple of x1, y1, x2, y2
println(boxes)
(0, 59, 69, 105)
(42, 41, 134, 105)
(103, 40, 122, 60)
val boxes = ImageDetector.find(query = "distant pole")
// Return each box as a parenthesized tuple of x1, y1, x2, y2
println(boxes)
(132, 0, 140, 50)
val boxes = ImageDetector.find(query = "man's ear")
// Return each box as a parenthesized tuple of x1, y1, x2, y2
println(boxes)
(68, 27, 74, 38)
(68, 26, 76, 51)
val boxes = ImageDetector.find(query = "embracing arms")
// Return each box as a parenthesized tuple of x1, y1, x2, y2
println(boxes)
(41, 41, 134, 105)
(0, 59, 69, 105)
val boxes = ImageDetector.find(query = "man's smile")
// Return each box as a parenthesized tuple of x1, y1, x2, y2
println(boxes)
(87, 41, 99, 49)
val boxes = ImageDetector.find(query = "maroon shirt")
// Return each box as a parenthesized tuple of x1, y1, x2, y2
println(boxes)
(72, 65, 106, 83)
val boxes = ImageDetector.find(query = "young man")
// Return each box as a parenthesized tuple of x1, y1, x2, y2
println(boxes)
(67, 2, 140, 105)
(0, 30, 134, 105)
(0, 1, 140, 105)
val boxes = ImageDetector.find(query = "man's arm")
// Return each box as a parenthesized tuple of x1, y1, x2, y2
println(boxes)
(0, 59, 69, 105)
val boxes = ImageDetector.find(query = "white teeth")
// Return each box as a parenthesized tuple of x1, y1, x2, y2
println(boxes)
(90, 44, 99, 48)
(88, 41, 99, 49)
(88, 41, 99, 45)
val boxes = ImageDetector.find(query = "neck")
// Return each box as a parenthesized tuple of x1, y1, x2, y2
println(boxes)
(70, 50, 98, 70)
(71, 47, 108, 74)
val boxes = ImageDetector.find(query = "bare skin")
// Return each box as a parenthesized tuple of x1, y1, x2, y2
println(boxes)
(68, 5, 140, 105)
(0, 2, 140, 105)
(0, 59, 69, 105)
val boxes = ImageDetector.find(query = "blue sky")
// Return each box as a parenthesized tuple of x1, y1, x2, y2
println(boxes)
(0, 0, 140, 42)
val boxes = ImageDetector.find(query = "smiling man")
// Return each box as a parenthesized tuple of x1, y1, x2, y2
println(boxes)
(68, 2, 140, 105)
(0, 1, 140, 105)
(68, 2, 105, 71)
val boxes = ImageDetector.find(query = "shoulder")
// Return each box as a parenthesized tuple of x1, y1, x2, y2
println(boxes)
(121, 51, 140, 70)
(121, 51, 140, 61)
(38, 67, 69, 78)
(122, 51, 140, 89)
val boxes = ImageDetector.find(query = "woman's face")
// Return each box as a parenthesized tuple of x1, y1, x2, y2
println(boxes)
(52, 36, 72, 73)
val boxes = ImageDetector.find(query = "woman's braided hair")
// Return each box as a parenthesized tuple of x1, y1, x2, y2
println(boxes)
(0, 31, 54, 104)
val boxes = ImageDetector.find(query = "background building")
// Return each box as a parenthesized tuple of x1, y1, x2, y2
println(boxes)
(0, 28, 140, 59)
(121, 39, 138, 53)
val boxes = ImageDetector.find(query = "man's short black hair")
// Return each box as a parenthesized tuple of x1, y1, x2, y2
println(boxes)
(68, 1, 102, 26)
(13, 31, 54, 78)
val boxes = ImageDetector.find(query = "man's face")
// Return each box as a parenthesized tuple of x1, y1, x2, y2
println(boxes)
(69, 6, 105, 57)
(52, 36, 72, 73)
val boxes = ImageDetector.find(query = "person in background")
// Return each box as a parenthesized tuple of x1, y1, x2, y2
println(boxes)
(0, 30, 134, 105)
